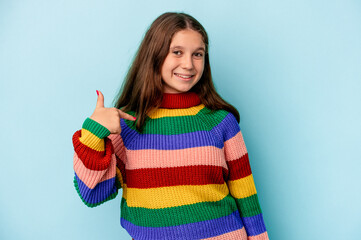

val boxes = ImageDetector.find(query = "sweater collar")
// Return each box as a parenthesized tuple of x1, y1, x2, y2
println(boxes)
(160, 92, 201, 109)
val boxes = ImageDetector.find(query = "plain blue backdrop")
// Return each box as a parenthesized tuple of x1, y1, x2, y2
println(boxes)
(1, 0, 360, 239)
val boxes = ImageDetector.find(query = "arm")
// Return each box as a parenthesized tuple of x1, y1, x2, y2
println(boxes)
(222, 113, 269, 239)
(72, 117, 124, 207)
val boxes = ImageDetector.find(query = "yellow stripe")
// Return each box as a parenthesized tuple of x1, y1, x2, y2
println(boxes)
(79, 128, 105, 151)
(116, 167, 124, 189)
(227, 174, 257, 199)
(122, 182, 229, 209)
(148, 104, 205, 119)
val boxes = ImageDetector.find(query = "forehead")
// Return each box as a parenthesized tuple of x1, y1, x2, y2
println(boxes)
(170, 29, 205, 49)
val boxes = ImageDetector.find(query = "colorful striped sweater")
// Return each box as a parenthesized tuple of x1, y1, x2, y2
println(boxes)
(72, 92, 269, 240)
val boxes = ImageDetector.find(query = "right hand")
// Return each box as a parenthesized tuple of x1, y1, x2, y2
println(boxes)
(89, 90, 136, 134)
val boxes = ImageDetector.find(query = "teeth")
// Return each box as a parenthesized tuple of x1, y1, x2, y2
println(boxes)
(175, 73, 193, 79)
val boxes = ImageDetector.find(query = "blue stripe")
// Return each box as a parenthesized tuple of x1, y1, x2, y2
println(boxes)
(75, 173, 117, 204)
(119, 115, 240, 150)
(121, 122, 223, 150)
(218, 112, 240, 142)
(121, 210, 244, 240)
(242, 213, 267, 236)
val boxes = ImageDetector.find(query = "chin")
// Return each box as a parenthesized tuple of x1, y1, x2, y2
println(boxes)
(176, 87, 193, 93)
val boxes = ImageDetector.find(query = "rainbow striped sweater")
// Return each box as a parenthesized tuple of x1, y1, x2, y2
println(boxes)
(72, 92, 269, 240)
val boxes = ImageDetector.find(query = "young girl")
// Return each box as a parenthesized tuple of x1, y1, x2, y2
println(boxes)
(72, 12, 269, 240)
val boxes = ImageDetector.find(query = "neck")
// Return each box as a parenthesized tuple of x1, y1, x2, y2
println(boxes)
(160, 91, 201, 109)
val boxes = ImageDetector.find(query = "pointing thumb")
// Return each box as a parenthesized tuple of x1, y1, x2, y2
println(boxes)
(96, 90, 105, 108)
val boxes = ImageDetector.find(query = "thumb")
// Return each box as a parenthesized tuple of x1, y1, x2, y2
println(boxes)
(96, 90, 105, 108)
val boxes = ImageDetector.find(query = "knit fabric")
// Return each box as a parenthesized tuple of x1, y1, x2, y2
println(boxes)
(72, 92, 269, 240)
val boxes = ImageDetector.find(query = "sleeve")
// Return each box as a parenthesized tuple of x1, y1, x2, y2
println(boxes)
(72, 117, 125, 208)
(222, 113, 269, 240)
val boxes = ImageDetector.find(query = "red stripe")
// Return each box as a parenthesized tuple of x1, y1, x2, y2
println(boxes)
(72, 130, 114, 171)
(116, 155, 127, 184)
(227, 153, 252, 181)
(126, 165, 227, 188)
(160, 91, 200, 109)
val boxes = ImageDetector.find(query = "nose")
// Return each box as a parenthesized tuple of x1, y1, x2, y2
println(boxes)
(181, 54, 194, 70)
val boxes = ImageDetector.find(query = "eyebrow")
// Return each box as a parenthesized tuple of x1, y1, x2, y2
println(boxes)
(170, 46, 206, 52)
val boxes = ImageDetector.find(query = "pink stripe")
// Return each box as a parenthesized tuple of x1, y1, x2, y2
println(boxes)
(224, 131, 248, 161)
(73, 152, 117, 189)
(108, 134, 126, 165)
(126, 146, 228, 170)
(202, 227, 247, 239)
(249, 231, 269, 240)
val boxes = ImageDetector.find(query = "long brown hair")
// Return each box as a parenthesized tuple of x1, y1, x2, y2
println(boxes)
(113, 12, 240, 132)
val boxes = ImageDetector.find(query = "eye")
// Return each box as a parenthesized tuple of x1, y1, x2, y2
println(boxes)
(173, 50, 182, 55)
(194, 52, 204, 58)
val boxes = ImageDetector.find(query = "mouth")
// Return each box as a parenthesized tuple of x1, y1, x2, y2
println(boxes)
(174, 73, 195, 81)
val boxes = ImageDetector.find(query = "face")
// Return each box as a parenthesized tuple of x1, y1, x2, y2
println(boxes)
(161, 29, 205, 93)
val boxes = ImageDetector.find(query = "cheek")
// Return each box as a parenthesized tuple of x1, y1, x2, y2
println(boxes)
(162, 59, 176, 74)
(196, 61, 205, 74)
(161, 66, 169, 79)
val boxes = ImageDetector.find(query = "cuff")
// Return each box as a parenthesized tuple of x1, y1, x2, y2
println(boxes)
(82, 117, 111, 139)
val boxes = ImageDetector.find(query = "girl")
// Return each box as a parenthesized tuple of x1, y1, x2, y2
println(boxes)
(72, 12, 269, 240)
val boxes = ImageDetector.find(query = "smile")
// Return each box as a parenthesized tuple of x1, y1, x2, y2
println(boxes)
(174, 73, 194, 80)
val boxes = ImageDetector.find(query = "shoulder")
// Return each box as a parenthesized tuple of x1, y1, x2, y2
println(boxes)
(199, 106, 240, 140)
(200, 106, 238, 127)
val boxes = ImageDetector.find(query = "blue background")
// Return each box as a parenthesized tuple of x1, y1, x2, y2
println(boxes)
(1, 0, 360, 239)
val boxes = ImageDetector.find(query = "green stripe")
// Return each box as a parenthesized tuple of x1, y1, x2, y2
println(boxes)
(73, 176, 118, 208)
(82, 117, 111, 139)
(124, 107, 229, 135)
(115, 176, 122, 189)
(120, 194, 239, 227)
(234, 194, 262, 217)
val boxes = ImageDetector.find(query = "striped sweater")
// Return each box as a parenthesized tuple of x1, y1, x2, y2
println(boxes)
(72, 92, 269, 240)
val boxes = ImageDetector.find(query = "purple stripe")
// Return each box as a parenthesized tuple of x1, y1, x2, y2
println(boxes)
(218, 113, 240, 142)
(75, 173, 117, 204)
(121, 210, 244, 240)
(242, 213, 267, 236)
(120, 119, 238, 151)
(129, 131, 223, 150)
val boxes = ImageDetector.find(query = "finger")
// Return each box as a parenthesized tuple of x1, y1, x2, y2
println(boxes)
(118, 109, 136, 121)
(96, 90, 105, 108)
